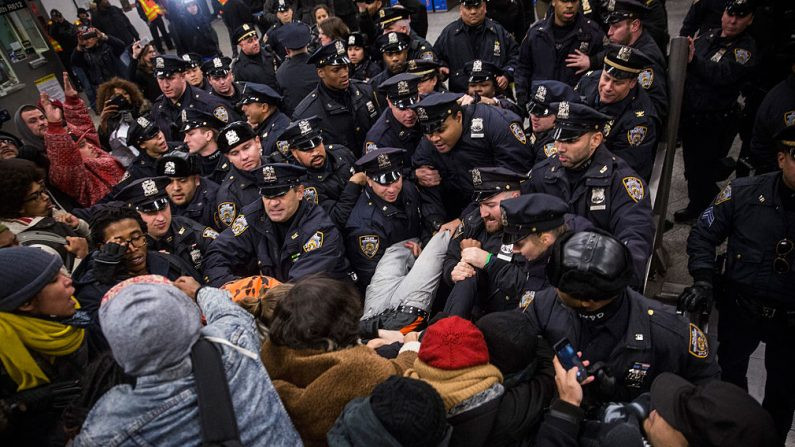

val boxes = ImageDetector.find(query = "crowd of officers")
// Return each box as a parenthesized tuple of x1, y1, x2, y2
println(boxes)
(2, 0, 795, 443)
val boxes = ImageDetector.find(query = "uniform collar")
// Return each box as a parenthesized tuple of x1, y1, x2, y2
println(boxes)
(365, 186, 404, 217)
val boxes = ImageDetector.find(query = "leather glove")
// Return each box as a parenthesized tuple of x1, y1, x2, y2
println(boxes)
(93, 242, 127, 284)
(677, 281, 714, 314)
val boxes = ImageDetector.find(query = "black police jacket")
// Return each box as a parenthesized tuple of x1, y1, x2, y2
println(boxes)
(215, 165, 263, 228)
(408, 31, 436, 61)
(412, 104, 534, 221)
(521, 145, 654, 287)
(152, 85, 241, 144)
(232, 50, 279, 90)
(203, 200, 352, 286)
(516, 12, 605, 102)
(350, 59, 382, 83)
(298, 144, 362, 229)
(577, 71, 659, 181)
(687, 172, 795, 306)
(209, 82, 246, 112)
(255, 111, 291, 156)
(750, 74, 795, 174)
(523, 288, 721, 405)
(197, 150, 231, 186)
(293, 81, 382, 157)
(171, 177, 221, 230)
(146, 215, 219, 275)
(364, 107, 423, 166)
(683, 28, 758, 114)
(530, 129, 557, 162)
(275, 52, 320, 116)
(433, 18, 520, 93)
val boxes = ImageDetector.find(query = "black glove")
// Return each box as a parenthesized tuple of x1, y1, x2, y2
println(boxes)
(93, 242, 127, 284)
(677, 281, 714, 314)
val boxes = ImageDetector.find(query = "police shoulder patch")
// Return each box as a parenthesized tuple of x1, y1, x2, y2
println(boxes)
(714, 183, 731, 205)
(213, 106, 230, 123)
(519, 290, 535, 310)
(217, 202, 237, 226)
(543, 142, 557, 158)
(303, 231, 324, 252)
(784, 110, 795, 127)
(359, 235, 380, 258)
(303, 186, 319, 204)
(638, 68, 654, 89)
(627, 125, 648, 146)
(231, 215, 248, 236)
(365, 141, 378, 153)
(688, 323, 709, 358)
(622, 176, 645, 202)
(733, 48, 751, 65)
(202, 227, 219, 239)
(510, 122, 527, 144)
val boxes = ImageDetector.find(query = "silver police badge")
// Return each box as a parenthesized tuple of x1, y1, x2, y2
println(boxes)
(617, 46, 632, 62)
(225, 129, 239, 145)
(181, 54, 191, 62)
(493, 41, 500, 57)
(590, 187, 606, 210)
(473, 59, 482, 72)
(471, 168, 482, 186)
(181, 109, 188, 121)
(190, 248, 202, 265)
(397, 80, 409, 95)
(534, 85, 547, 103)
(155, 57, 164, 69)
(299, 119, 312, 135)
(137, 116, 150, 127)
(471, 117, 484, 136)
(557, 101, 570, 119)
(218, 202, 236, 226)
(262, 165, 277, 182)
(416, 107, 428, 121)
(335, 40, 345, 55)
(348, 35, 356, 46)
(213, 57, 222, 68)
(606, 0, 615, 11)
(359, 235, 380, 258)
(142, 179, 158, 197)
(377, 153, 391, 169)
(163, 161, 176, 175)
(388, 32, 397, 44)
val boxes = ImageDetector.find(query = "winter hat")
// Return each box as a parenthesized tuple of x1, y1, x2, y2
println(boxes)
(0, 247, 63, 311)
(476, 310, 538, 375)
(419, 316, 489, 370)
(370, 376, 450, 447)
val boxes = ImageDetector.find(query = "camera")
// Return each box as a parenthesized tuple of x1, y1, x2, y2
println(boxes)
(108, 94, 132, 111)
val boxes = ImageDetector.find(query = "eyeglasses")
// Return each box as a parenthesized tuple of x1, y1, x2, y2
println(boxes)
(108, 234, 148, 249)
(24, 187, 49, 203)
(774, 238, 793, 274)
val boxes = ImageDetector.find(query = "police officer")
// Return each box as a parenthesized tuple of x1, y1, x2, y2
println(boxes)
(123, 115, 171, 183)
(275, 22, 320, 115)
(204, 163, 353, 286)
(679, 0, 725, 38)
(462, 59, 524, 119)
(681, 126, 795, 436)
(203, 56, 246, 111)
(114, 176, 218, 275)
(345, 147, 438, 288)
(364, 73, 423, 166)
(410, 92, 533, 224)
(180, 108, 231, 185)
(369, 32, 412, 93)
(576, 45, 659, 181)
(180, 53, 209, 91)
(293, 40, 382, 156)
(521, 229, 720, 410)
(376, 7, 435, 61)
(521, 101, 654, 287)
(237, 82, 290, 156)
(274, 116, 366, 227)
(515, 0, 604, 101)
(231, 23, 279, 89)
(151, 55, 239, 144)
(433, 0, 519, 93)
(156, 150, 220, 230)
(406, 58, 445, 95)
(750, 45, 795, 174)
(526, 80, 580, 161)
(347, 32, 382, 82)
(265, 0, 299, 59)
(214, 121, 266, 228)
(675, 0, 758, 223)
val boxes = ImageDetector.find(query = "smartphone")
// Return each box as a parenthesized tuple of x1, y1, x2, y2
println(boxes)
(139, 37, 151, 46)
(553, 337, 589, 383)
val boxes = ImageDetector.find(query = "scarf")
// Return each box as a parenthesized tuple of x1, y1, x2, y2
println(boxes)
(0, 298, 85, 391)
(405, 359, 503, 411)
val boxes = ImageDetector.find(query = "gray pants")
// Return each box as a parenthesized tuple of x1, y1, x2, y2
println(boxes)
(361, 231, 451, 320)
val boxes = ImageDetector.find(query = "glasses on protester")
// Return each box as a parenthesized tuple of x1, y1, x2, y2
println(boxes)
(773, 238, 793, 274)
(24, 186, 49, 203)
(107, 234, 148, 249)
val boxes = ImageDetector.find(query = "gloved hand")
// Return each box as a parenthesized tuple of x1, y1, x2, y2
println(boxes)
(677, 281, 714, 314)
(93, 242, 127, 284)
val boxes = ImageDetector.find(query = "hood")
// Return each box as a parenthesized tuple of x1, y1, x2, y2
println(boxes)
(326, 397, 403, 447)
(14, 105, 45, 152)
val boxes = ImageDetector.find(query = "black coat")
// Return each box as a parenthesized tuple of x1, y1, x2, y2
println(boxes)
(176, 13, 220, 58)
(48, 20, 78, 53)
(70, 37, 127, 87)
(151, 85, 241, 144)
(232, 50, 279, 90)
(171, 177, 221, 230)
(214, 165, 262, 228)
(92, 5, 140, 45)
(221, 0, 255, 32)
(275, 52, 320, 115)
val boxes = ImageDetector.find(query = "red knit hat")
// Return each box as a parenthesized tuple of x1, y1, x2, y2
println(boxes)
(419, 316, 490, 370)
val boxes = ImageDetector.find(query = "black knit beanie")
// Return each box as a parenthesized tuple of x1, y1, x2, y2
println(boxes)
(370, 376, 449, 447)
(0, 246, 63, 311)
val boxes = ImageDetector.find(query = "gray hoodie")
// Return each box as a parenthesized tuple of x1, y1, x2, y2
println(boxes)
(14, 105, 45, 153)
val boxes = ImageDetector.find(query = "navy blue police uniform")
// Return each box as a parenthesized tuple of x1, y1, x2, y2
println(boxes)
(375, 7, 435, 62)
(203, 56, 247, 111)
(230, 23, 279, 89)
(178, 107, 231, 186)
(525, 80, 581, 162)
(237, 82, 291, 156)
(156, 150, 221, 230)
(275, 22, 320, 115)
(368, 32, 413, 102)
(364, 72, 423, 165)
(214, 122, 267, 229)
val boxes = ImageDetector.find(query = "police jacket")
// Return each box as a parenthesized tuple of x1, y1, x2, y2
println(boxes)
(521, 145, 654, 286)
(146, 215, 218, 275)
(531, 129, 557, 161)
(221, 0, 255, 34)
(293, 81, 381, 157)
(687, 172, 795, 306)
(275, 52, 320, 115)
(364, 107, 423, 164)
(203, 200, 351, 286)
(408, 32, 436, 61)
(255, 111, 291, 156)
(523, 288, 721, 406)
(176, 13, 220, 58)
(679, 0, 724, 37)
(412, 104, 533, 221)
(197, 150, 231, 185)
(209, 82, 246, 112)
(215, 165, 262, 228)
(350, 59, 382, 82)
(152, 85, 240, 143)
(577, 70, 659, 181)
(125, 151, 160, 183)
(515, 12, 605, 101)
(299, 144, 362, 228)
(171, 177, 221, 230)
(683, 28, 758, 114)
(433, 18, 520, 93)
(232, 50, 279, 90)
(750, 74, 795, 173)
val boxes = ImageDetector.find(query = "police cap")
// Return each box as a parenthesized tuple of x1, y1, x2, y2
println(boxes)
(603, 44, 653, 79)
(281, 22, 312, 49)
(604, 0, 649, 24)
(410, 92, 464, 134)
(499, 193, 567, 244)
(180, 53, 202, 68)
(307, 40, 350, 67)
(346, 32, 367, 49)
(774, 124, 795, 157)
(217, 121, 257, 153)
(237, 82, 283, 107)
(725, 0, 754, 17)
(128, 115, 161, 146)
(461, 0, 483, 6)
(154, 55, 189, 78)
(274, 0, 291, 12)
(551, 101, 612, 142)
(355, 147, 405, 185)
(376, 7, 411, 26)
(470, 167, 527, 203)
(375, 31, 410, 54)
(202, 56, 233, 77)
(406, 58, 441, 81)
(463, 59, 502, 84)
(257, 163, 306, 197)
(179, 108, 226, 133)
(233, 23, 258, 43)
(114, 176, 171, 212)
(379, 72, 420, 109)
(156, 150, 200, 177)
(280, 116, 323, 151)
(527, 80, 580, 116)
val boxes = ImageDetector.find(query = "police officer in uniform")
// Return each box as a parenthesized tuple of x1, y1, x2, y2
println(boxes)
(462, 59, 524, 119)
(433, 0, 519, 93)
(181, 53, 210, 91)
(214, 121, 266, 228)
(369, 32, 412, 94)
(123, 115, 171, 183)
(231, 23, 279, 89)
(156, 150, 221, 230)
(237, 82, 290, 156)
(151, 55, 239, 144)
(410, 92, 533, 225)
(364, 73, 423, 166)
(750, 45, 795, 174)
(265, 0, 300, 59)
(180, 108, 231, 185)
(114, 176, 218, 275)
(576, 45, 659, 181)
(681, 126, 795, 436)
(203, 56, 246, 111)
(376, 7, 435, 62)
(272, 116, 366, 228)
(204, 163, 353, 286)
(521, 101, 654, 287)
(348, 31, 382, 82)
(406, 58, 445, 95)
(526, 80, 580, 161)
(293, 40, 382, 156)
(521, 230, 720, 410)
(275, 22, 320, 115)
(675, 0, 758, 223)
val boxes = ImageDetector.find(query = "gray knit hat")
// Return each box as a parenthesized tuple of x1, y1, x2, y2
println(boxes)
(0, 246, 63, 311)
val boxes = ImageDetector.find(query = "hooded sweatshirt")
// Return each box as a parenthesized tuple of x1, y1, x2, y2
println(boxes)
(14, 105, 45, 153)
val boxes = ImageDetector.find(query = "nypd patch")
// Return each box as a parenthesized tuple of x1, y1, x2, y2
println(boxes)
(510, 123, 527, 144)
(714, 183, 731, 205)
(519, 290, 535, 310)
(688, 323, 709, 358)
(733, 48, 751, 65)
(622, 176, 645, 202)
(543, 142, 557, 158)
(359, 235, 380, 258)
(304, 186, 319, 204)
(303, 231, 324, 252)
(231, 215, 248, 236)
(627, 126, 648, 146)
(638, 68, 653, 89)
(218, 202, 237, 227)
(202, 227, 219, 239)
(784, 110, 795, 127)
(213, 106, 229, 123)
